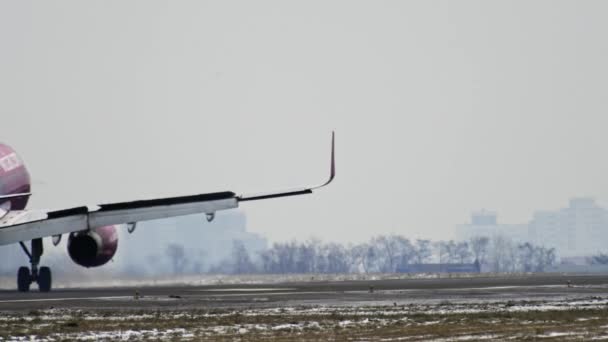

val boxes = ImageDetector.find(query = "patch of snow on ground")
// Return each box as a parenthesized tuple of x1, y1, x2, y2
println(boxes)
(432, 334, 501, 341)
(541, 331, 579, 338)
(272, 323, 304, 331)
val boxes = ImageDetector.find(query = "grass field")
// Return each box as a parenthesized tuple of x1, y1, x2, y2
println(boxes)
(3, 297, 608, 341)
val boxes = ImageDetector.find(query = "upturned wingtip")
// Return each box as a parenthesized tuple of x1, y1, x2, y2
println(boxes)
(313, 131, 335, 190)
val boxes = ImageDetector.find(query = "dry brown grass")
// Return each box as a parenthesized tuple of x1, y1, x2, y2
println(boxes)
(3, 304, 608, 341)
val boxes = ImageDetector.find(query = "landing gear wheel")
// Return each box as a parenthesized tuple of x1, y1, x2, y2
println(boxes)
(38, 266, 52, 292)
(17, 267, 31, 292)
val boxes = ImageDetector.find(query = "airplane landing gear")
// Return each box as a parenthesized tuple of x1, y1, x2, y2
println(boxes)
(38, 266, 52, 292)
(17, 266, 30, 292)
(18, 238, 52, 292)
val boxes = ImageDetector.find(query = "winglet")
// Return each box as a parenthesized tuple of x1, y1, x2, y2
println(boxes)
(238, 132, 335, 202)
(313, 131, 335, 190)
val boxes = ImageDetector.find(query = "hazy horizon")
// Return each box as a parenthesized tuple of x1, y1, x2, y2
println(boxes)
(2, 1, 608, 243)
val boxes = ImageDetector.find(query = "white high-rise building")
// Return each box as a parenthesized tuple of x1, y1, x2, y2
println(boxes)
(530, 198, 608, 257)
(456, 198, 608, 258)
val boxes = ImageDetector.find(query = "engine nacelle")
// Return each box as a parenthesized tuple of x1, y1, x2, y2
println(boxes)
(67, 225, 118, 268)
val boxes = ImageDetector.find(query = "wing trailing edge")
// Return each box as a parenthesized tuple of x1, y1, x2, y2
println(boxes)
(0, 193, 31, 202)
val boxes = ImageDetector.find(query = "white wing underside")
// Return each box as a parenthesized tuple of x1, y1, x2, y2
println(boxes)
(0, 195, 239, 246)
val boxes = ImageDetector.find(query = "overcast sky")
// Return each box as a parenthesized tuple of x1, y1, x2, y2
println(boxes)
(2, 1, 608, 243)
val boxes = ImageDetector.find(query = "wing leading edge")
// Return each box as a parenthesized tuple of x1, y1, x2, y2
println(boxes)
(0, 133, 335, 246)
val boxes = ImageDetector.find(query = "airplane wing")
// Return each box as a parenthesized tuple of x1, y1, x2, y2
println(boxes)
(0, 132, 335, 246)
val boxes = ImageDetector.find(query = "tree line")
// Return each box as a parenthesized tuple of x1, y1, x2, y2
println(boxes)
(166, 235, 557, 275)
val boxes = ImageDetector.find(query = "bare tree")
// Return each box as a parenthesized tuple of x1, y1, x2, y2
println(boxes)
(325, 243, 349, 273)
(351, 243, 376, 273)
(413, 239, 432, 264)
(455, 241, 472, 264)
(394, 236, 414, 270)
(371, 236, 395, 272)
(517, 243, 535, 272)
(443, 240, 458, 263)
(433, 241, 449, 272)
(534, 247, 556, 272)
(490, 236, 505, 272)
(232, 240, 255, 274)
(259, 245, 282, 273)
(470, 236, 490, 266)
(295, 239, 318, 273)
(506, 241, 517, 272)
(273, 242, 298, 273)
(165, 244, 188, 274)
(490, 236, 515, 273)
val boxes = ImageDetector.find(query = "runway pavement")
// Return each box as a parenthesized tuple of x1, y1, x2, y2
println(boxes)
(1, 274, 608, 312)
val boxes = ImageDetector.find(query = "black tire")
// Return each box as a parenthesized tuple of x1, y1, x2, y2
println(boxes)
(38, 267, 52, 292)
(17, 267, 31, 292)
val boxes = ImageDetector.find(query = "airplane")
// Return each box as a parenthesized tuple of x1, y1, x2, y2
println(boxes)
(0, 133, 335, 292)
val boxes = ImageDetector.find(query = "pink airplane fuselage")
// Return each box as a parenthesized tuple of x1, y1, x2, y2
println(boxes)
(0, 143, 117, 267)
(0, 143, 31, 210)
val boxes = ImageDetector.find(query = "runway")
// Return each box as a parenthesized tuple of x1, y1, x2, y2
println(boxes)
(1, 274, 608, 311)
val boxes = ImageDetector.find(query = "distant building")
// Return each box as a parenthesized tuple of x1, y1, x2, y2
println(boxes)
(118, 209, 268, 274)
(529, 198, 608, 257)
(455, 210, 528, 243)
(456, 197, 608, 259)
